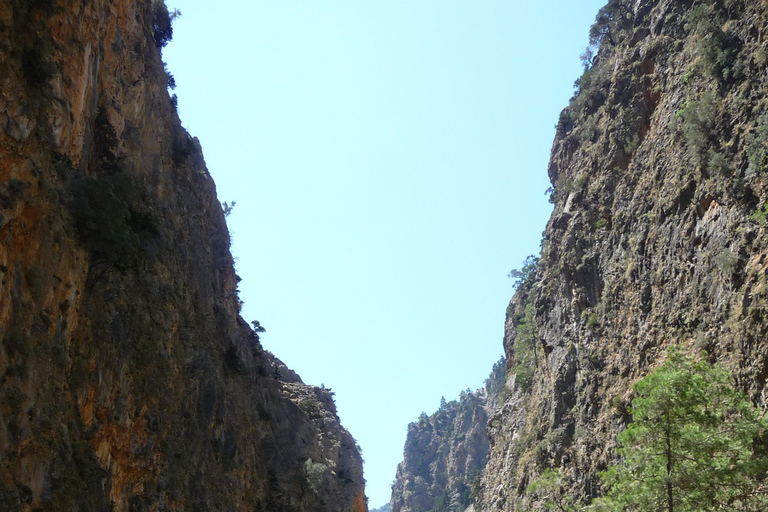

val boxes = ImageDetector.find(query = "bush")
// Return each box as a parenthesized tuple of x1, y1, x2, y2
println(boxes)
(69, 177, 140, 272)
(152, 2, 180, 49)
(21, 40, 56, 89)
(298, 397, 322, 419)
(593, 348, 768, 511)
(508, 255, 539, 291)
(586, 312, 600, 330)
(751, 203, 768, 226)
(588, 0, 631, 49)
(513, 290, 539, 392)
(527, 468, 580, 512)
(303, 459, 328, 493)
(688, 4, 742, 83)
(93, 106, 120, 172)
(676, 92, 718, 166)
(746, 112, 768, 176)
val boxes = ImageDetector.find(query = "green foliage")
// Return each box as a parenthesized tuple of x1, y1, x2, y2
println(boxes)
(513, 290, 539, 392)
(152, 1, 180, 49)
(556, 109, 574, 138)
(751, 203, 768, 226)
(222, 201, 237, 217)
(485, 356, 507, 398)
(714, 247, 738, 277)
(457, 469, 479, 509)
(164, 63, 176, 89)
(69, 177, 140, 272)
(509, 255, 539, 291)
(21, 39, 56, 89)
(588, 0, 630, 48)
(578, 114, 600, 144)
(69, 109, 156, 273)
(676, 92, 718, 166)
(527, 468, 580, 512)
(586, 313, 599, 330)
(298, 397, 322, 419)
(706, 149, 730, 176)
(303, 458, 328, 494)
(687, 4, 741, 83)
(93, 106, 120, 172)
(593, 348, 768, 512)
(571, 66, 608, 116)
(430, 490, 449, 512)
(746, 112, 768, 176)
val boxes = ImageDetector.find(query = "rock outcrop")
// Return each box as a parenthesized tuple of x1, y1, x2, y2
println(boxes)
(0, 1, 366, 510)
(476, 0, 768, 510)
(391, 360, 505, 512)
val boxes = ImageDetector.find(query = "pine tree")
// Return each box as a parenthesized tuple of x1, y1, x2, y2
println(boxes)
(592, 348, 768, 512)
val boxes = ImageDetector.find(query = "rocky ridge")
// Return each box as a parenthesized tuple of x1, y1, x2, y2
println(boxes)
(0, 1, 366, 510)
(390, 360, 505, 512)
(476, 0, 768, 510)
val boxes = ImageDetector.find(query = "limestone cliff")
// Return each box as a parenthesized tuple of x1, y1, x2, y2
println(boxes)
(0, 1, 366, 511)
(476, 0, 768, 510)
(390, 360, 505, 512)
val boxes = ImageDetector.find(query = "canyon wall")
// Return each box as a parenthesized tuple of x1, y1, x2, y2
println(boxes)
(390, 360, 505, 512)
(0, 1, 366, 510)
(478, 0, 768, 509)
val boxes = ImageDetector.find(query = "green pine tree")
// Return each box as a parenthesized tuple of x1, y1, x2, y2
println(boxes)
(592, 348, 768, 512)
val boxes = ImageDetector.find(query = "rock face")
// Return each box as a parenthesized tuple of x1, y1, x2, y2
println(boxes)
(475, 0, 768, 510)
(390, 361, 505, 512)
(0, 1, 366, 511)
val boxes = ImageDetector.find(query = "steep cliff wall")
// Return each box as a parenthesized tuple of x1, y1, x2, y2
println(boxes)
(0, 1, 366, 511)
(390, 360, 505, 512)
(478, 0, 768, 510)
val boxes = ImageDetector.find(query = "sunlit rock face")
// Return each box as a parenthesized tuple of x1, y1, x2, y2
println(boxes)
(475, 0, 768, 510)
(0, 1, 365, 510)
(391, 362, 505, 512)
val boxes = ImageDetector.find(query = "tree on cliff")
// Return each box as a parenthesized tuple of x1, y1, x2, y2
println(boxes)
(152, 0, 180, 48)
(592, 348, 768, 512)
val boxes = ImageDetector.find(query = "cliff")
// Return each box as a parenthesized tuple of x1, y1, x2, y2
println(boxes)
(476, 0, 768, 510)
(0, 1, 366, 511)
(390, 360, 505, 512)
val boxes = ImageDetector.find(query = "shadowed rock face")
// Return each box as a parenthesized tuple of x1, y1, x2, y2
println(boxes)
(475, 1, 768, 510)
(0, 1, 366, 511)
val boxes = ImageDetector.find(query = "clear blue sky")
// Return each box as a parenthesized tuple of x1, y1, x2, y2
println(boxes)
(163, 1, 606, 506)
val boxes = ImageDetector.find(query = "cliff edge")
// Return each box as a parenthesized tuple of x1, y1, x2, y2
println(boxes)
(0, 1, 366, 510)
(478, 0, 768, 510)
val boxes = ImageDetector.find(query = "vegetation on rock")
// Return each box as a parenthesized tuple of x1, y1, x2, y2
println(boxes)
(477, 0, 768, 510)
(593, 349, 768, 512)
(391, 361, 505, 512)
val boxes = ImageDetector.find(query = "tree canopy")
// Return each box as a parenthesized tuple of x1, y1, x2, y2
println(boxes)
(593, 348, 768, 512)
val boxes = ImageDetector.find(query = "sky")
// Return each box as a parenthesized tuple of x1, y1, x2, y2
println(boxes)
(163, 1, 606, 506)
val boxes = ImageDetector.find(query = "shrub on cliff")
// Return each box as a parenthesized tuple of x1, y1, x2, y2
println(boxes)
(592, 348, 768, 512)
(508, 255, 539, 291)
(527, 468, 580, 512)
(152, 1, 180, 49)
(588, 0, 631, 48)
(69, 177, 140, 272)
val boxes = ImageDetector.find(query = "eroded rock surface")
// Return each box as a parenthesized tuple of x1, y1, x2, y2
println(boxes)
(0, 1, 366, 511)
(391, 361, 505, 512)
(476, 1, 768, 510)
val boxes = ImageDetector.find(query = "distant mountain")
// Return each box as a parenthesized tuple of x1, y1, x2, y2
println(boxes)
(370, 502, 391, 512)
(390, 359, 505, 512)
